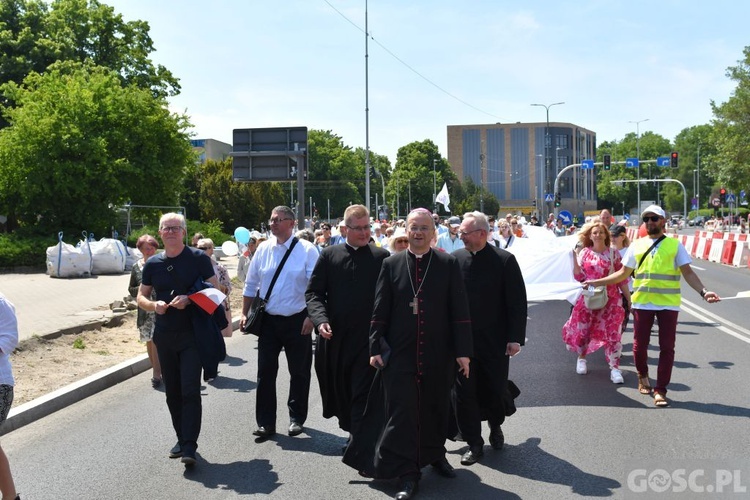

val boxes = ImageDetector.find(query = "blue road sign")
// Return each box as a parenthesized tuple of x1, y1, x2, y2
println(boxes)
(726, 194, 736, 203)
(545, 193, 554, 202)
(623, 213, 630, 220)
(558, 210, 573, 225)
(625, 158, 640, 168)
(581, 160, 594, 169)
(657, 157, 671, 167)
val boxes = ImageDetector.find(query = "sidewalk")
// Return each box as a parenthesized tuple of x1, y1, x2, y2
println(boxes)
(0, 254, 241, 435)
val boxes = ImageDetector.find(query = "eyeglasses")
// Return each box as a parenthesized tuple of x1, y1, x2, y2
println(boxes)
(268, 217, 293, 224)
(160, 225, 183, 233)
(643, 216, 662, 223)
(346, 225, 371, 232)
(458, 229, 482, 237)
(408, 225, 432, 233)
(197, 246, 211, 250)
(394, 238, 409, 244)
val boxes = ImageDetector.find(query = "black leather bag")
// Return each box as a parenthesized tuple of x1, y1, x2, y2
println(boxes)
(243, 291, 266, 336)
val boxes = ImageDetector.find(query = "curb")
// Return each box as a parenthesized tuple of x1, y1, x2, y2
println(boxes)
(0, 354, 151, 436)
(0, 317, 242, 436)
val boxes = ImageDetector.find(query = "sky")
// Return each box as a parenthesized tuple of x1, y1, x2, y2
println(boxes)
(106, 0, 749, 167)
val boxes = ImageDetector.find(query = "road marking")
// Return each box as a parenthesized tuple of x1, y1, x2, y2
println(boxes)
(690, 264, 706, 271)
(681, 298, 750, 345)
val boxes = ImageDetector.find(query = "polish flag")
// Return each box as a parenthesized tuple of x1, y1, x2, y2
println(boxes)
(189, 288, 227, 315)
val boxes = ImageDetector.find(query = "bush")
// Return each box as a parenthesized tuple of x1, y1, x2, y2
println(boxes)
(0, 233, 55, 269)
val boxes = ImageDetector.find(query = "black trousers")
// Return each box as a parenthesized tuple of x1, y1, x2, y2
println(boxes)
(154, 329, 202, 450)
(256, 311, 312, 428)
(454, 356, 508, 447)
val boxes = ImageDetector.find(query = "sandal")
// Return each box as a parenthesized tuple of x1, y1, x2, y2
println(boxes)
(151, 377, 162, 389)
(654, 392, 669, 407)
(638, 375, 652, 395)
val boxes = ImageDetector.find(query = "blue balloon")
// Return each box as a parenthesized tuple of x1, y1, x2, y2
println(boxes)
(234, 226, 250, 244)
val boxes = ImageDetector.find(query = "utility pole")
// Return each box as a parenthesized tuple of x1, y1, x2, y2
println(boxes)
(433, 158, 437, 213)
(531, 102, 565, 211)
(629, 118, 649, 214)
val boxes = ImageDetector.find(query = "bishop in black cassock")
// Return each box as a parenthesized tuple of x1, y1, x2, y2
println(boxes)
(451, 212, 527, 466)
(343, 209, 473, 497)
(306, 236, 389, 434)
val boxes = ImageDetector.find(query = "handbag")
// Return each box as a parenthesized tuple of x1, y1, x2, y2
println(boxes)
(583, 248, 614, 311)
(242, 237, 298, 335)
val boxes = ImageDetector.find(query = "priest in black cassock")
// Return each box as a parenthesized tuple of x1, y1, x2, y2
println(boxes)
(306, 204, 389, 441)
(343, 208, 473, 500)
(451, 211, 527, 466)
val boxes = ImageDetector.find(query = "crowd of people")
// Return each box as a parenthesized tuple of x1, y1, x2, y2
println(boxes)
(124, 203, 722, 499)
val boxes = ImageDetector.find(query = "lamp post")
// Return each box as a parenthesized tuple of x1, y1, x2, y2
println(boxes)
(531, 102, 565, 208)
(628, 118, 649, 214)
(696, 144, 701, 211)
(433, 158, 437, 213)
(536, 154, 543, 212)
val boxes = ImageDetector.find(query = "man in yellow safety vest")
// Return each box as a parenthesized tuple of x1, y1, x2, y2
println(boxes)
(584, 205, 720, 407)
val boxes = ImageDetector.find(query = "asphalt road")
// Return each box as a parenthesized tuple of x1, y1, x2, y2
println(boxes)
(4, 259, 750, 499)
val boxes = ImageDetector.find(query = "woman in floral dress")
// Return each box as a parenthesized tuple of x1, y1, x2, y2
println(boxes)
(562, 222, 631, 384)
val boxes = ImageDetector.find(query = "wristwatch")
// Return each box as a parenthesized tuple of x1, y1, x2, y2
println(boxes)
(700, 288, 707, 298)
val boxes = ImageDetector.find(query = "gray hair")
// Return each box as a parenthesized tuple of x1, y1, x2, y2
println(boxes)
(296, 229, 315, 243)
(159, 212, 186, 230)
(462, 211, 490, 232)
(271, 205, 295, 220)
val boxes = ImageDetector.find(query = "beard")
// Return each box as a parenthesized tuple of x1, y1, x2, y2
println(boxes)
(647, 223, 662, 236)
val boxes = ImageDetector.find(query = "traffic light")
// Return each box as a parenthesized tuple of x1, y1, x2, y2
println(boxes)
(603, 154, 611, 170)
(554, 192, 561, 207)
(720, 188, 727, 205)
(532, 199, 536, 207)
(670, 151, 679, 168)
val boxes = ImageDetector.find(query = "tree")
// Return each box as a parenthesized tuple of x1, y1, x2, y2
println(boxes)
(388, 139, 456, 214)
(198, 158, 285, 232)
(451, 177, 499, 216)
(669, 124, 716, 214)
(0, 0, 179, 127)
(307, 129, 362, 219)
(0, 61, 193, 234)
(711, 46, 750, 192)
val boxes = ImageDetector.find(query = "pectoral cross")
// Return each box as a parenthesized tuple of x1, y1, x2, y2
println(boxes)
(409, 297, 418, 315)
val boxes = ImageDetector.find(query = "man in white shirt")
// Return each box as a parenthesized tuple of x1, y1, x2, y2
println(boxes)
(436, 216, 465, 253)
(241, 206, 320, 439)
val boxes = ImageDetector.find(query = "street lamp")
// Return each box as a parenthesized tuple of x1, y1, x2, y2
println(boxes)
(433, 158, 441, 213)
(531, 102, 565, 208)
(628, 118, 649, 214)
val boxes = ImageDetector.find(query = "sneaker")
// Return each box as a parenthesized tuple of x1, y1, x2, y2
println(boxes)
(576, 358, 587, 375)
(610, 368, 624, 384)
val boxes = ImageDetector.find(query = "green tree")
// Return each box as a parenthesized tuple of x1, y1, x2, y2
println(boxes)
(198, 158, 285, 232)
(0, 61, 193, 234)
(388, 139, 456, 215)
(451, 177, 499, 216)
(0, 0, 179, 127)
(668, 124, 717, 215)
(307, 129, 362, 219)
(711, 45, 750, 193)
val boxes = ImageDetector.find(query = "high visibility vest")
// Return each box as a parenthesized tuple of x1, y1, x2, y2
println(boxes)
(631, 236, 681, 307)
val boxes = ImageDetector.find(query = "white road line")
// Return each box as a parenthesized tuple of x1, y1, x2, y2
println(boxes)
(681, 298, 750, 345)
(690, 264, 706, 271)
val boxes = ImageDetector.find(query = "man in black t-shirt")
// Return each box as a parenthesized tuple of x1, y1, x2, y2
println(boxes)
(139, 212, 218, 467)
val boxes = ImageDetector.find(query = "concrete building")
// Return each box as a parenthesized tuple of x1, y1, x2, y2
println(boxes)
(447, 122, 598, 220)
(191, 138, 232, 164)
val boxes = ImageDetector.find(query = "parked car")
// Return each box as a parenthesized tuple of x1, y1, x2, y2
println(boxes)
(688, 215, 706, 227)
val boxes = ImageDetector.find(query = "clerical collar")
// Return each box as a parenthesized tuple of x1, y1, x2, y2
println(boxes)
(345, 241, 364, 250)
(408, 248, 430, 259)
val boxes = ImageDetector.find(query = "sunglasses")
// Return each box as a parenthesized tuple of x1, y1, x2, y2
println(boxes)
(643, 216, 662, 222)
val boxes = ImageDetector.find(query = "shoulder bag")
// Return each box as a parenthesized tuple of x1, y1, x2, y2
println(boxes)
(583, 248, 614, 311)
(243, 237, 298, 336)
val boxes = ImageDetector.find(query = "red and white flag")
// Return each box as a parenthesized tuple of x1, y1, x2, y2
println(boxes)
(189, 288, 227, 315)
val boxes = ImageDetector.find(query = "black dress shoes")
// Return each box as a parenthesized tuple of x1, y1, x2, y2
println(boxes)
(489, 425, 505, 450)
(431, 457, 456, 478)
(168, 442, 182, 459)
(395, 479, 419, 500)
(253, 426, 276, 438)
(460, 445, 484, 466)
(288, 422, 304, 436)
